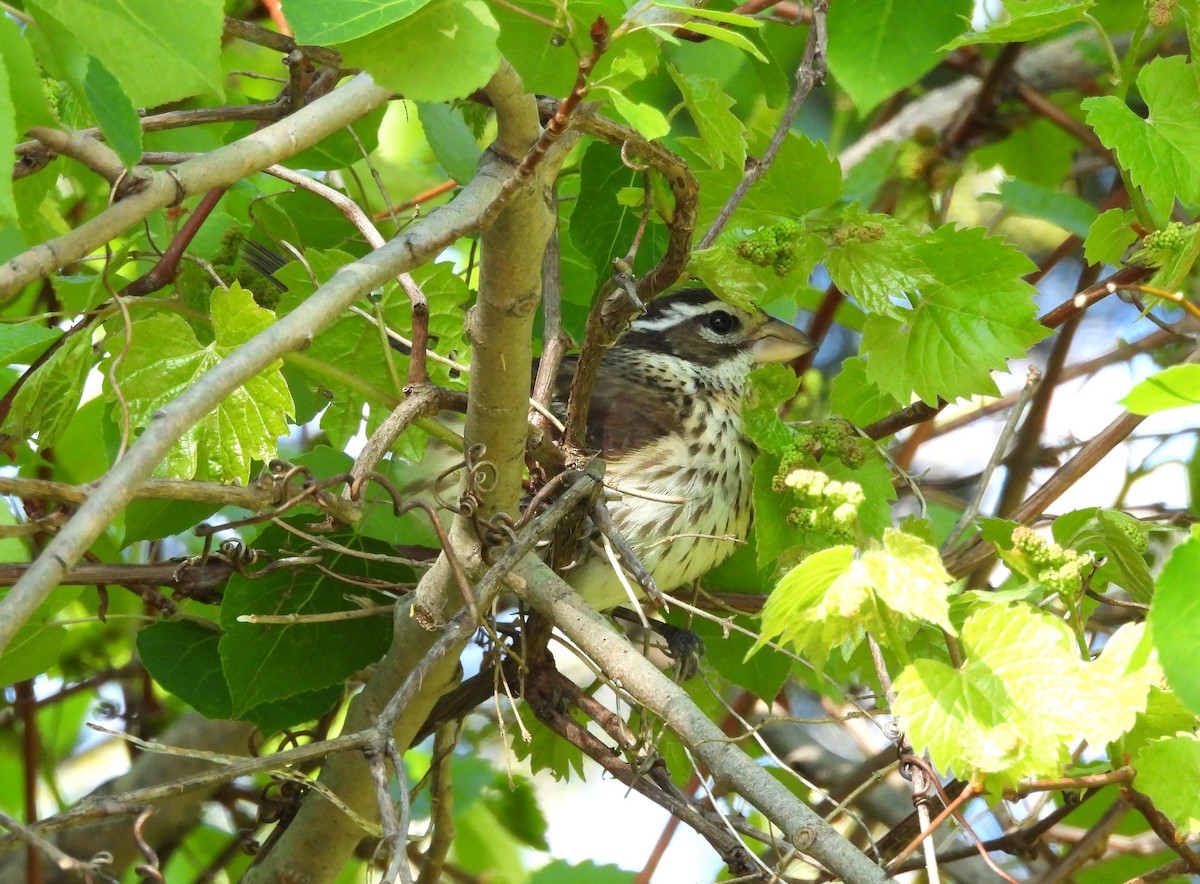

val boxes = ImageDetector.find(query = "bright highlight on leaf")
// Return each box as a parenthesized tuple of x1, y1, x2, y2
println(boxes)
(750, 529, 955, 661)
(895, 607, 1158, 789)
(1121, 364, 1200, 414)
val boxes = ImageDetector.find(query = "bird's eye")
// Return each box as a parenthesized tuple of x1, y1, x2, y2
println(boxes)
(705, 310, 737, 334)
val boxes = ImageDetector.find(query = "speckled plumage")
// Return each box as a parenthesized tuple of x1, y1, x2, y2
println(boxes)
(560, 289, 814, 610)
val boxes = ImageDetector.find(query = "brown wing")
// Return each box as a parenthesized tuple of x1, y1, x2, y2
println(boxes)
(554, 355, 682, 459)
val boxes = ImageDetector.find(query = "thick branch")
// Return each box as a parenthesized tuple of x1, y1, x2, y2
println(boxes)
(244, 59, 561, 884)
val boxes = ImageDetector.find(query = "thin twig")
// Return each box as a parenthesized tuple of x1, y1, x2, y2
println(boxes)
(942, 365, 1041, 550)
(698, 0, 828, 247)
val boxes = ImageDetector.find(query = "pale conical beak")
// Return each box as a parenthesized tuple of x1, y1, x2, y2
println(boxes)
(751, 316, 816, 364)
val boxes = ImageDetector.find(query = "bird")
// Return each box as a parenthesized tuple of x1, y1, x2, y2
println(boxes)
(548, 287, 815, 613)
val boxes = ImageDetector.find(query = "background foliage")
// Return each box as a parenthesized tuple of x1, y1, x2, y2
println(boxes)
(3, 0, 1200, 881)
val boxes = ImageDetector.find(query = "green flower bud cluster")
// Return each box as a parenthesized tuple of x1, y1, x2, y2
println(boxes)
(781, 420, 866, 470)
(1010, 526, 1093, 596)
(736, 219, 803, 277)
(773, 468, 864, 542)
(1112, 517, 1150, 554)
(831, 221, 886, 245)
(1132, 220, 1191, 268)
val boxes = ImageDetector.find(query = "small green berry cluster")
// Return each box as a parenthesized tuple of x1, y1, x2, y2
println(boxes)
(1009, 526, 1093, 596)
(830, 220, 886, 246)
(1148, 0, 1178, 28)
(1132, 220, 1192, 268)
(1111, 516, 1149, 554)
(773, 468, 865, 542)
(736, 219, 803, 276)
(781, 420, 866, 470)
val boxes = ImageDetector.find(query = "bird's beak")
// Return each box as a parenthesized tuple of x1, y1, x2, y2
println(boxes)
(751, 316, 816, 364)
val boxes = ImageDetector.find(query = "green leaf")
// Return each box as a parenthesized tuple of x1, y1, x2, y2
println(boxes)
(9, 329, 93, 447)
(218, 525, 395, 716)
(1121, 364, 1200, 414)
(686, 615, 788, 701)
(111, 284, 294, 484)
(653, 2, 764, 27)
(0, 18, 54, 221)
(661, 21, 766, 62)
(946, 0, 1094, 48)
(83, 55, 142, 168)
(0, 16, 57, 131)
(750, 544, 858, 660)
(1053, 508, 1153, 602)
(864, 530, 956, 634)
(829, 357, 903, 428)
(0, 585, 80, 685)
(667, 65, 744, 170)
(983, 178, 1098, 237)
(569, 141, 668, 287)
(286, 0, 436, 44)
(1133, 736, 1200, 834)
(509, 712, 586, 781)
(0, 323, 59, 365)
(743, 363, 800, 454)
(288, 105, 386, 171)
(530, 860, 634, 883)
(1084, 56, 1200, 212)
(861, 225, 1050, 405)
(899, 605, 1155, 789)
(1118, 686, 1200, 762)
(753, 529, 952, 661)
(338, 0, 500, 102)
(1190, 434, 1200, 519)
(122, 499, 217, 548)
(243, 685, 345, 735)
(1150, 539, 1200, 715)
(604, 89, 670, 140)
(829, 0, 972, 114)
(29, 0, 223, 106)
(821, 208, 938, 317)
(417, 102, 481, 182)
(1084, 208, 1138, 266)
(694, 134, 841, 232)
(974, 118, 1077, 188)
(137, 619, 232, 720)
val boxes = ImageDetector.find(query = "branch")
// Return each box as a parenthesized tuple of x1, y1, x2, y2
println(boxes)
(0, 714, 254, 882)
(0, 82, 527, 656)
(243, 59, 567, 884)
(514, 558, 888, 882)
(839, 30, 1183, 170)
(1, 72, 391, 298)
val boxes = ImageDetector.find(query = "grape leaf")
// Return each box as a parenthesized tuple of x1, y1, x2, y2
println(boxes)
(829, 0, 971, 114)
(861, 225, 1050, 405)
(1084, 56, 1200, 212)
(110, 284, 294, 484)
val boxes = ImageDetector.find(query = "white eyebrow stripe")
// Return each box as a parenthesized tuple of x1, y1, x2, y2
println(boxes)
(630, 303, 712, 331)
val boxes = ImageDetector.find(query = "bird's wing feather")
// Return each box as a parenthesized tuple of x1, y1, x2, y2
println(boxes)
(554, 355, 683, 459)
